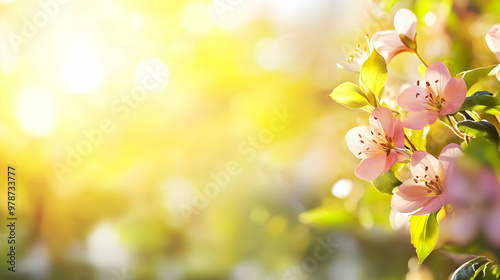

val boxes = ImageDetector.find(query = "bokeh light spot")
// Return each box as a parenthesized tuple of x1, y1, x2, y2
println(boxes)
(424, 12, 436, 27)
(255, 38, 282, 70)
(332, 179, 353, 199)
(87, 223, 129, 268)
(61, 48, 104, 94)
(16, 90, 57, 136)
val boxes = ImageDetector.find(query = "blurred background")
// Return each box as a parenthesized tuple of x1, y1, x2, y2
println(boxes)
(0, 0, 500, 279)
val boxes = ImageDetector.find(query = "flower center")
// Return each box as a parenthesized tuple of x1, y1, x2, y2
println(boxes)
(415, 80, 446, 111)
(357, 129, 394, 156)
(413, 165, 443, 195)
(346, 35, 371, 65)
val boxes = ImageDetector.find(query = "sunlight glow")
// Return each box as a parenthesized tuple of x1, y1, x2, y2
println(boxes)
(0, 40, 17, 74)
(129, 13, 145, 31)
(16, 90, 57, 136)
(135, 58, 170, 93)
(61, 48, 104, 94)
(180, 1, 215, 35)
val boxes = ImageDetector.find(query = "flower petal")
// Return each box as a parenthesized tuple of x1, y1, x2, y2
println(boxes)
(392, 179, 447, 215)
(439, 143, 463, 183)
(391, 181, 431, 213)
(371, 30, 408, 61)
(369, 106, 395, 138)
(402, 111, 438, 130)
(439, 77, 467, 115)
(440, 210, 479, 245)
(412, 193, 447, 215)
(394, 8, 418, 40)
(336, 62, 361, 73)
(391, 195, 429, 214)
(485, 207, 500, 247)
(396, 148, 410, 162)
(345, 126, 380, 159)
(411, 150, 440, 180)
(397, 86, 432, 112)
(439, 143, 463, 164)
(393, 117, 405, 148)
(385, 149, 398, 173)
(354, 153, 388, 180)
(424, 61, 452, 95)
(478, 168, 500, 202)
(397, 181, 433, 197)
(486, 24, 500, 59)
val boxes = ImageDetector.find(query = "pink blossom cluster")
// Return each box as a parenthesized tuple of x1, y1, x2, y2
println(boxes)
(339, 8, 500, 246)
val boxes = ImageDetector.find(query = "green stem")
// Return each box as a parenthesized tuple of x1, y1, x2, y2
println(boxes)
(414, 50, 429, 68)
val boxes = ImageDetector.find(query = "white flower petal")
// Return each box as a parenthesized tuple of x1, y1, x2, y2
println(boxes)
(394, 8, 418, 40)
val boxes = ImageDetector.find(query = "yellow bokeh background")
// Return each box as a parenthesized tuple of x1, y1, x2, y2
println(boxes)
(1, 0, 500, 279)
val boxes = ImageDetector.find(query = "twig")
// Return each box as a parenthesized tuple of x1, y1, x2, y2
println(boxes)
(414, 51, 429, 68)
(446, 115, 467, 140)
(404, 133, 417, 152)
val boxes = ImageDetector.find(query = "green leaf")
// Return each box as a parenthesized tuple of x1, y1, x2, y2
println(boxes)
(360, 50, 388, 100)
(329, 82, 372, 110)
(299, 206, 356, 228)
(371, 170, 401, 195)
(457, 65, 498, 90)
(464, 138, 500, 169)
(460, 91, 500, 115)
(457, 120, 500, 146)
(451, 257, 491, 280)
(409, 212, 439, 264)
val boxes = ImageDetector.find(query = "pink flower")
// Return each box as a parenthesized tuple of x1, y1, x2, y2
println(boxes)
(485, 24, 500, 82)
(391, 143, 462, 215)
(485, 206, 500, 247)
(397, 61, 467, 130)
(485, 24, 500, 59)
(371, 8, 418, 61)
(345, 106, 409, 181)
(442, 167, 500, 247)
